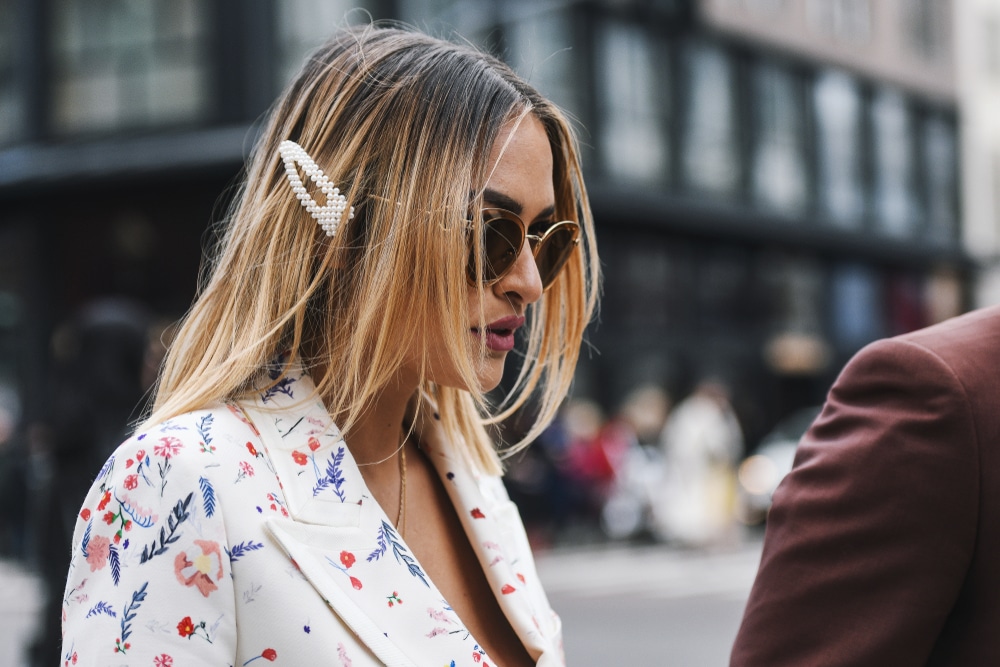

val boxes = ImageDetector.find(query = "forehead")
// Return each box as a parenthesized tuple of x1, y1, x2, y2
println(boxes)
(483, 114, 555, 216)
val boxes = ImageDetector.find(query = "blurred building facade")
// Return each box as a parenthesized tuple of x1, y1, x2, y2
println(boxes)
(0, 0, 973, 452)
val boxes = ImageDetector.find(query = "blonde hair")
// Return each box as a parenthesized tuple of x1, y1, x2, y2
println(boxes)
(147, 24, 600, 475)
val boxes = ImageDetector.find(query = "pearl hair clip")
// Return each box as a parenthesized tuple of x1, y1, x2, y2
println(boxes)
(278, 140, 355, 237)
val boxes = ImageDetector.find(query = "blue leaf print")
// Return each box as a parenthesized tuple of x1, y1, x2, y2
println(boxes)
(382, 520, 429, 587)
(261, 376, 295, 403)
(96, 455, 115, 482)
(139, 492, 193, 563)
(85, 601, 116, 619)
(80, 520, 93, 558)
(120, 582, 148, 644)
(226, 540, 264, 563)
(196, 413, 214, 445)
(367, 523, 388, 562)
(199, 476, 217, 518)
(312, 446, 346, 501)
(109, 543, 121, 587)
(117, 494, 156, 529)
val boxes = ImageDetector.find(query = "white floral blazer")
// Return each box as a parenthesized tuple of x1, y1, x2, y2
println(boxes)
(61, 368, 563, 666)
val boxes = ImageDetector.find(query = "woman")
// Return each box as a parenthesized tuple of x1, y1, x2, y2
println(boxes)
(61, 23, 598, 667)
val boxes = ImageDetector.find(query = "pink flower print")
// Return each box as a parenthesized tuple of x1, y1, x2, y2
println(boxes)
(337, 642, 353, 667)
(173, 539, 225, 597)
(240, 461, 255, 477)
(291, 450, 308, 465)
(123, 474, 139, 490)
(85, 534, 110, 572)
(516, 572, 526, 584)
(154, 436, 183, 459)
(154, 654, 174, 667)
(340, 551, 356, 568)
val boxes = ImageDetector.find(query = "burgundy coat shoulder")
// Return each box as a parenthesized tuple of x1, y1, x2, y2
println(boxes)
(731, 305, 1000, 666)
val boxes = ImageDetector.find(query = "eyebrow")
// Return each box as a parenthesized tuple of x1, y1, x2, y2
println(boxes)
(483, 188, 556, 221)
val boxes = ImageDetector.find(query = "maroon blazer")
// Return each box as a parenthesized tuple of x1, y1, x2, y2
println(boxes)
(731, 306, 1000, 666)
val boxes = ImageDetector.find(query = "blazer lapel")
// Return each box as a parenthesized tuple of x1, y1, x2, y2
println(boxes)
(240, 373, 503, 666)
(416, 407, 563, 665)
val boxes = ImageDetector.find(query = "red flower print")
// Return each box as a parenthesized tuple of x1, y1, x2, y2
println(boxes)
(308, 436, 321, 451)
(123, 474, 139, 490)
(153, 436, 183, 459)
(292, 450, 308, 465)
(501, 583, 516, 595)
(473, 653, 482, 663)
(246, 442, 258, 457)
(516, 572, 526, 584)
(177, 616, 195, 638)
(340, 551, 356, 568)
(470, 508, 486, 519)
(79, 509, 91, 521)
(173, 539, 225, 597)
(135, 448, 146, 460)
(97, 490, 112, 511)
(102, 511, 115, 525)
(262, 648, 277, 661)
(125, 458, 134, 468)
(154, 654, 174, 667)
(85, 534, 110, 572)
(350, 576, 363, 590)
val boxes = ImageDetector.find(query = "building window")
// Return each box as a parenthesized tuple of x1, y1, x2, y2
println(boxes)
(682, 41, 740, 196)
(50, 0, 209, 135)
(504, 9, 581, 125)
(920, 114, 958, 245)
(813, 70, 864, 228)
(903, 0, 952, 65)
(596, 19, 668, 183)
(276, 0, 360, 88)
(872, 89, 919, 237)
(805, 0, 872, 46)
(0, 0, 21, 144)
(751, 61, 807, 213)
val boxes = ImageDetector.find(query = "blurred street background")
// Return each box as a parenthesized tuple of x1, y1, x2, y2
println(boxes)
(2, 0, 1000, 665)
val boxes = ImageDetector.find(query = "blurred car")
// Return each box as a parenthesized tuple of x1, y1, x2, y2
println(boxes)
(736, 405, 822, 525)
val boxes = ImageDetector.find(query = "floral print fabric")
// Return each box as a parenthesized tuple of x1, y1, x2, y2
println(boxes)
(62, 369, 563, 666)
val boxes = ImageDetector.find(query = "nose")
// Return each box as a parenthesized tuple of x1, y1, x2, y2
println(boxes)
(495, 236, 543, 306)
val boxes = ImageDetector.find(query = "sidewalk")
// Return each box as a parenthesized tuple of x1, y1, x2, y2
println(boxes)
(0, 559, 44, 667)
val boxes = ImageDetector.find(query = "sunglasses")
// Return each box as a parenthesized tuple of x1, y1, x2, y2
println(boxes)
(468, 208, 580, 290)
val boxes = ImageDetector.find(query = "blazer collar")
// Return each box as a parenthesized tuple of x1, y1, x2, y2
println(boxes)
(239, 369, 559, 665)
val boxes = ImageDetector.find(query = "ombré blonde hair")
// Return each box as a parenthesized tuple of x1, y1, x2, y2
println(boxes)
(147, 23, 599, 475)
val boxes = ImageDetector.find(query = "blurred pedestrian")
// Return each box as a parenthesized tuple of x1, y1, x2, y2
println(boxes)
(61, 24, 598, 667)
(30, 297, 152, 666)
(732, 305, 1000, 665)
(655, 378, 742, 547)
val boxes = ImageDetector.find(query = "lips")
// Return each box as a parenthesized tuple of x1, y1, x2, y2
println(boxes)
(471, 315, 525, 352)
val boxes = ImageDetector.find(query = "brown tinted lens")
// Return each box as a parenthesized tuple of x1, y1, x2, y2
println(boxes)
(534, 224, 578, 288)
(477, 213, 524, 283)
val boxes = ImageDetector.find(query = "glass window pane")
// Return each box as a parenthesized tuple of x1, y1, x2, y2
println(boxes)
(752, 62, 807, 212)
(814, 70, 864, 227)
(872, 89, 919, 237)
(596, 20, 668, 183)
(50, 0, 209, 135)
(275, 0, 361, 88)
(504, 10, 581, 122)
(921, 114, 958, 244)
(829, 262, 884, 352)
(0, 0, 22, 144)
(682, 41, 739, 196)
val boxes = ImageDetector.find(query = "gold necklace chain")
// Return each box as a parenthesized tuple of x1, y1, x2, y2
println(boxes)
(396, 441, 407, 537)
